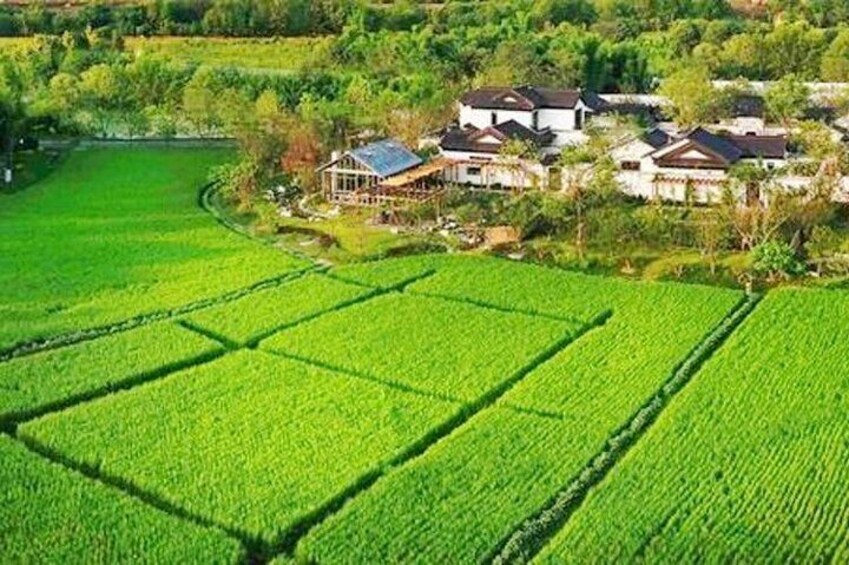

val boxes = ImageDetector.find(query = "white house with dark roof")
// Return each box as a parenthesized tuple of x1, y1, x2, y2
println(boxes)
(440, 85, 606, 189)
(612, 126, 790, 203)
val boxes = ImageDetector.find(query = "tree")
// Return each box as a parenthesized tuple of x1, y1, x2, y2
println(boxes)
(281, 120, 322, 192)
(821, 29, 849, 81)
(728, 161, 772, 206)
(474, 40, 547, 87)
(559, 135, 618, 261)
(216, 89, 294, 213)
(78, 63, 123, 136)
(181, 67, 223, 137)
(805, 225, 841, 275)
(498, 138, 540, 192)
(764, 74, 810, 127)
(696, 212, 726, 275)
(0, 55, 28, 187)
(762, 21, 827, 79)
(658, 64, 717, 128)
(750, 240, 805, 282)
(719, 176, 788, 251)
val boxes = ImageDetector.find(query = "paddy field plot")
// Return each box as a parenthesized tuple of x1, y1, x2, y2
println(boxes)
(535, 288, 849, 563)
(297, 257, 745, 563)
(0, 321, 222, 424)
(0, 148, 306, 351)
(18, 350, 465, 547)
(1, 435, 240, 564)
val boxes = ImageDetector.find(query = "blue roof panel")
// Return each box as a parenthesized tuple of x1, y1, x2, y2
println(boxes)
(348, 139, 423, 178)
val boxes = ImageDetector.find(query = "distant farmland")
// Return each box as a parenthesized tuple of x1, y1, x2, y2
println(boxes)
(124, 36, 332, 72)
(0, 36, 329, 72)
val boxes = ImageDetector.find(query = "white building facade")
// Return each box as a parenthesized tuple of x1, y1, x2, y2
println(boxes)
(440, 86, 603, 189)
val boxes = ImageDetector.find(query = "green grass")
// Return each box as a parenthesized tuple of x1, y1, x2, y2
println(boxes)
(124, 36, 332, 72)
(0, 321, 221, 423)
(182, 273, 371, 345)
(2, 149, 68, 194)
(261, 293, 579, 401)
(0, 435, 241, 564)
(536, 289, 849, 562)
(275, 212, 441, 263)
(20, 350, 463, 547)
(0, 148, 307, 350)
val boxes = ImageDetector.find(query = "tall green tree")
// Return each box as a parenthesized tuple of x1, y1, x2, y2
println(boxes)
(764, 74, 810, 127)
(658, 64, 716, 128)
(0, 55, 28, 187)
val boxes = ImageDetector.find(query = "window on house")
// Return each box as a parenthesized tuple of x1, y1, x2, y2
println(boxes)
(575, 109, 583, 130)
(467, 166, 482, 176)
(621, 161, 641, 171)
(490, 112, 497, 126)
(532, 111, 539, 130)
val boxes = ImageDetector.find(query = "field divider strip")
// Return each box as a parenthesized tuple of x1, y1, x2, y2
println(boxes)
(501, 404, 565, 421)
(176, 320, 241, 350)
(321, 267, 440, 292)
(245, 288, 385, 348)
(489, 293, 762, 565)
(250, 269, 437, 350)
(13, 429, 262, 556)
(266, 308, 613, 561)
(0, 266, 319, 364)
(2, 348, 229, 434)
(405, 289, 587, 325)
(263, 349, 465, 406)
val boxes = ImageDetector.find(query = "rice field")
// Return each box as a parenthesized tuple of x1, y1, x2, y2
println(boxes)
(2, 148, 848, 563)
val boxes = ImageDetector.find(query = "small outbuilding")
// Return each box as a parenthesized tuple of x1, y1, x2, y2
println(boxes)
(318, 138, 451, 207)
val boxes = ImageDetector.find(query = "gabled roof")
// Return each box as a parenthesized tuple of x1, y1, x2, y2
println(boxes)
(348, 139, 423, 178)
(643, 128, 673, 149)
(727, 134, 787, 159)
(441, 120, 554, 154)
(650, 127, 788, 170)
(687, 127, 744, 163)
(489, 120, 553, 144)
(459, 85, 595, 111)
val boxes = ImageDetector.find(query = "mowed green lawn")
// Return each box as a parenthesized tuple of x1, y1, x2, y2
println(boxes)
(1, 152, 848, 563)
(0, 148, 306, 350)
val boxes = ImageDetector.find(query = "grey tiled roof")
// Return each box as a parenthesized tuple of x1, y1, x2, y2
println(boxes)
(440, 120, 554, 154)
(459, 85, 592, 110)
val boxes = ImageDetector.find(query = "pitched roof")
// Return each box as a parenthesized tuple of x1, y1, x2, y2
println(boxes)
(348, 139, 423, 178)
(651, 127, 788, 169)
(687, 127, 743, 163)
(459, 85, 591, 110)
(727, 134, 787, 159)
(490, 120, 553, 143)
(441, 121, 553, 154)
(643, 128, 673, 149)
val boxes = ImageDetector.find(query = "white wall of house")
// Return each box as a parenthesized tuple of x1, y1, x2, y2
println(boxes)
(441, 149, 547, 189)
(459, 106, 534, 129)
(458, 101, 591, 147)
